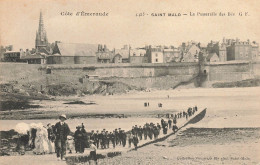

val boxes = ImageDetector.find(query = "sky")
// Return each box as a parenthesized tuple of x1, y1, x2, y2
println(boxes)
(0, 0, 259, 51)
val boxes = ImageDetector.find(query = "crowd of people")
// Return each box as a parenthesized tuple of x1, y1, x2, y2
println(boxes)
(13, 106, 198, 162)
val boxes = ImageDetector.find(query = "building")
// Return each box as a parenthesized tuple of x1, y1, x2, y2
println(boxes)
(22, 53, 47, 64)
(251, 41, 259, 60)
(129, 48, 147, 64)
(0, 45, 13, 61)
(181, 44, 200, 62)
(206, 40, 227, 62)
(226, 39, 252, 61)
(163, 48, 174, 63)
(96, 45, 113, 63)
(3, 50, 26, 62)
(113, 45, 130, 63)
(146, 46, 164, 63)
(206, 53, 220, 62)
(35, 11, 52, 54)
(163, 47, 181, 63)
(49, 42, 98, 64)
(221, 38, 259, 61)
(219, 43, 227, 62)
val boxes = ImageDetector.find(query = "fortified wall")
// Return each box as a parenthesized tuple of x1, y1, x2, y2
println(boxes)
(203, 61, 253, 82)
(0, 61, 256, 94)
(43, 63, 199, 90)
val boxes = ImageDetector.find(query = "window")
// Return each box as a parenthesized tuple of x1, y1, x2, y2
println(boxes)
(155, 58, 158, 62)
(155, 53, 158, 57)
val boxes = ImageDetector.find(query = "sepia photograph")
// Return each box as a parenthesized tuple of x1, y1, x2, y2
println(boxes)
(0, 0, 260, 164)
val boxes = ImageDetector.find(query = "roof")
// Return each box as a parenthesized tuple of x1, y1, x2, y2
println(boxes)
(21, 54, 45, 59)
(163, 49, 174, 52)
(206, 53, 218, 61)
(4, 51, 20, 54)
(97, 51, 112, 59)
(37, 47, 50, 55)
(54, 43, 98, 56)
(130, 49, 146, 56)
(114, 49, 129, 59)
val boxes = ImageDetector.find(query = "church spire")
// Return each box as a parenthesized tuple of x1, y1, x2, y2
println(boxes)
(38, 10, 44, 32)
(35, 10, 48, 50)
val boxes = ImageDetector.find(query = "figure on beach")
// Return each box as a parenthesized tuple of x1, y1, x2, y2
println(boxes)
(132, 135, 139, 150)
(33, 124, 49, 155)
(47, 123, 55, 153)
(89, 140, 98, 165)
(74, 126, 85, 153)
(53, 114, 71, 161)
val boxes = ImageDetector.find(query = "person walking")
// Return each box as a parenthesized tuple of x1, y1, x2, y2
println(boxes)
(168, 119, 172, 129)
(89, 140, 98, 165)
(53, 114, 71, 161)
(132, 135, 139, 150)
(128, 133, 133, 148)
(74, 126, 84, 153)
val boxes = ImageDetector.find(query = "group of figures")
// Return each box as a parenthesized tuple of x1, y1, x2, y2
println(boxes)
(15, 114, 70, 161)
(15, 123, 55, 155)
(174, 106, 198, 119)
(13, 106, 199, 162)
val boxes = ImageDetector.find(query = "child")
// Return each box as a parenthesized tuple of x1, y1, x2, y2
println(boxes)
(89, 140, 97, 165)
(66, 135, 74, 154)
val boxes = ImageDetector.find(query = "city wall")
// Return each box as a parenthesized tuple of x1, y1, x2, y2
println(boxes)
(204, 61, 253, 82)
(0, 61, 256, 92)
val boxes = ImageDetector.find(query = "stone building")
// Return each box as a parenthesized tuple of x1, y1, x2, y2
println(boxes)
(49, 42, 98, 64)
(3, 50, 25, 62)
(0, 45, 13, 61)
(206, 53, 220, 62)
(129, 48, 147, 64)
(22, 54, 47, 64)
(163, 47, 181, 63)
(146, 46, 164, 63)
(219, 43, 227, 62)
(221, 38, 259, 61)
(96, 45, 113, 63)
(251, 41, 259, 60)
(226, 39, 252, 61)
(113, 45, 130, 63)
(181, 44, 200, 62)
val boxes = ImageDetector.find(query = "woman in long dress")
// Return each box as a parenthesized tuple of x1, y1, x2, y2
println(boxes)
(47, 124, 55, 153)
(33, 123, 49, 155)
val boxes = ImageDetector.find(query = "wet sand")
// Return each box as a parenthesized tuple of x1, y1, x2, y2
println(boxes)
(1, 87, 260, 120)
(0, 87, 260, 164)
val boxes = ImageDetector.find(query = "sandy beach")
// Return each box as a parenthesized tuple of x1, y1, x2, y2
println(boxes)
(0, 87, 260, 164)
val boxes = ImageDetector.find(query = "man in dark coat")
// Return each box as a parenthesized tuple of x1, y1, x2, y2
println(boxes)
(109, 131, 116, 148)
(118, 128, 123, 145)
(132, 135, 139, 150)
(143, 125, 148, 140)
(53, 114, 71, 161)
(168, 119, 172, 129)
(122, 130, 127, 147)
(138, 126, 143, 140)
(105, 131, 110, 148)
(115, 129, 119, 145)
(94, 131, 99, 149)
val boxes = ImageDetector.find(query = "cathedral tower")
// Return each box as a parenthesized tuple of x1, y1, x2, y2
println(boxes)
(35, 11, 48, 51)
